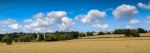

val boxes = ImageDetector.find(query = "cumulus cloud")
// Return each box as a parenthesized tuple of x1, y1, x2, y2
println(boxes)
(20, 11, 74, 32)
(113, 4, 138, 19)
(24, 19, 33, 24)
(47, 11, 67, 23)
(0, 19, 16, 26)
(138, 2, 150, 10)
(130, 19, 140, 24)
(33, 12, 45, 19)
(93, 24, 108, 30)
(126, 25, 132, 29)
(59, 17, 74, 31)
(8, 24, 21, 30)
(77, 9, 106, 23)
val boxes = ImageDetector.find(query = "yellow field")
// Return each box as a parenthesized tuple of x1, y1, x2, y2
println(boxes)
(0, 34, 150, 53)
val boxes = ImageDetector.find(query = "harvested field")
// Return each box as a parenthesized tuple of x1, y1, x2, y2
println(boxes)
(0, 34, 150, 53)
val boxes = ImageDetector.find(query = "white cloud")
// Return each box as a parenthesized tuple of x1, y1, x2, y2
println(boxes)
(33, 12, 45, 19)
(21, 11, 74, 32)
(78, 9, 106, 23)
(93, 24, 108, 30)
(8, 24, 21, 30)
(47, 11, 67, 23)
(147, 16, 150, 19)
(0, 19, 16, 26)
(113, 4, 138, 19)
(126, 25, 132, 29)
(24, 19, 33, 24)
(138, 2, 150, 10)
(59, 17, 75, 31)
(130, 19, 140, 24)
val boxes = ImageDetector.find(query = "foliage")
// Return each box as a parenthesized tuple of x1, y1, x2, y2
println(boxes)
(130, 30, 140, 37)
(113, 29, 128, 34)
(45, 34, 59, 41)
(98, 32, 104, 35)
(86, 32, 93, 36)
(18, 35, 31, 42)
(124, 29, 140, 37)
(45, 31, 79, 41)
(0, 34, 4, 41)
(106, 32, 111, 34)
(2, 35, 13, 45)
(137, 28, 146, 33)
(79, 33, 86, 37)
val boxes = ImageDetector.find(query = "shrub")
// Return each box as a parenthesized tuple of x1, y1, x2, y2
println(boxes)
(106, 32, 111, 34)
(124, 29, 130, 37)
(130, 30, 140, 37)
(0, 34, 4, 41)
(124, 29, 140, 37)
(17, 35, 31, 42)
(79, 33, 86, 37)
(59, 34, 72, 40)
(86, 32, 93, 36)
(98, 32, 104, 35)
(138, 28, 146, 33)
(113, 29, 128, 34)
(45, 34, 59, 41)
(2, 35, 13, 45)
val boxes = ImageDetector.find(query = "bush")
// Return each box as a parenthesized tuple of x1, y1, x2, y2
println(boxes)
(45, 34, 59, 41)
(79, 33, 86, 37)
(106, 32, 111, 34)
(45, 32, 79, 41)
(0, 34, 4, 41)
(86, 32, 93, 36)
(124, 29, 140, 37)
(18, 35, 31, 42)
(130, 30, 140, 37)
(138, 28, 146, 33)
(2, 35, 13, 45)
(98, 32, 104, 35)
(124, 29, 130, 37)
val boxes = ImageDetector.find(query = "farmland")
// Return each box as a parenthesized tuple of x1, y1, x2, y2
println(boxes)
(0, 33, 150, 53)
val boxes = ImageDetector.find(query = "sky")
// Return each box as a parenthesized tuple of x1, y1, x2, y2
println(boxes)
(0, 0, 150, 33)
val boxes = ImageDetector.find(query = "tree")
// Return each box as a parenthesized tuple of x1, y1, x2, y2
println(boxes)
(138, 28, 146, 33)
(130, 30, 140, 37)
(124, 29, 140, 37)
(2, 35, 13, 45)
(124, 29, 130, 37)
(86, 32, 93, 36)
(98, 32, 104, 35)
(18, 35, 31, 42)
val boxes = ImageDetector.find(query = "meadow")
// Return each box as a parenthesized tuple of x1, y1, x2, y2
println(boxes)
(0, 33, 150, 53)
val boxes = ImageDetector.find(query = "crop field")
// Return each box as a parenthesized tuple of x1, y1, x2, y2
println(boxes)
(0, 33, 150, 53)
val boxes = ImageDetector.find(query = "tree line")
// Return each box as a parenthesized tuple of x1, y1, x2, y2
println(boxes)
(0, 28, 149, 45)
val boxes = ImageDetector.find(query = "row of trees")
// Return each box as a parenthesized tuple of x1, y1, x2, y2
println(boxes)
(113, 28, 147, 34)
(0, 31, 80, 44)
(0, 28, 148, 45)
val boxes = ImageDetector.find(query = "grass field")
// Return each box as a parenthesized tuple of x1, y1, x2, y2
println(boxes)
(0, 33, 150, 53)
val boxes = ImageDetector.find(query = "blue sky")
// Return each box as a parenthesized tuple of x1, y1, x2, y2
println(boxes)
(0, 0, 150, 33)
